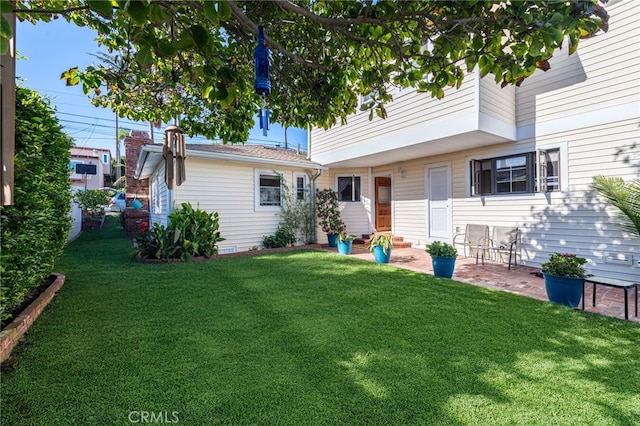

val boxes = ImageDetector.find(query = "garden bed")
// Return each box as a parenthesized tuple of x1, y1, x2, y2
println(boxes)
(135, 243, 323, 263)
(0, 273, 65, 364)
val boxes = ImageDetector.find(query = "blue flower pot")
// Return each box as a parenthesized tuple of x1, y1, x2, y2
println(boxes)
(373, 245, 391, 263)
(337, 240, 352, 255)
(327, 233, 338, 247)
(432, 256, 457, 278)
(543, 273, 584, 308)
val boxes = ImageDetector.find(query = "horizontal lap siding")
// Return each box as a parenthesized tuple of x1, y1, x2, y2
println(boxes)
(517, 1, 640, 127)
(389, 161, 428, 246)
(450, 121, 639, 281)
(149, 163, 169, 227)
(480, 75, 516, 123)
(312, 75, 477, 157)
(172, 157, 307, 252)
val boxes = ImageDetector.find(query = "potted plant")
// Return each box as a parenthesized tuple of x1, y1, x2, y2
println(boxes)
(367, 234, 393, 263)
(541, 252, 587, 307)
(425, 241, 458, 278)
(337, 232, 356, 255)
(316, 188, 345, 247)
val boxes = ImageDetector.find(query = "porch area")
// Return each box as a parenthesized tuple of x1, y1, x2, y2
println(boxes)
(322, 245, 639, 323)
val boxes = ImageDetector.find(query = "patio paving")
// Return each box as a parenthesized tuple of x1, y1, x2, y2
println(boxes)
(321, 246, 639, 323)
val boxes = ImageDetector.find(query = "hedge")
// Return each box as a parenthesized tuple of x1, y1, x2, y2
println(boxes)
(0, 87, 73, 322)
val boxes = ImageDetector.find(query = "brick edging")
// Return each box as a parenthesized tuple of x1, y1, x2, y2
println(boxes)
(0, 273, 66, 364)
(136, 244, 324, 263)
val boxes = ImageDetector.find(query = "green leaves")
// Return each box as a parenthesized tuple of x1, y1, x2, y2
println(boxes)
(2, 0, 611, 141)
(60, 67, 80, 86)
(1, 87, 73, 320)
(86, 0, 113, 19)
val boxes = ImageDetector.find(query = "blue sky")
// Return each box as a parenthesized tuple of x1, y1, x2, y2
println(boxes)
(15, 18, 308, 157)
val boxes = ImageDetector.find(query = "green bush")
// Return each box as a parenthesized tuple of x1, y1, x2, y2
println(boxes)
(262, 226, 296, 248)
(0, 87, 73, 321)
(74, 189, 111, 214)
(134, 203, 225, 261)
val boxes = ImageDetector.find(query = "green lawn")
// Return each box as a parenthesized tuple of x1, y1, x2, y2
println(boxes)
(2, 216, 639, 425)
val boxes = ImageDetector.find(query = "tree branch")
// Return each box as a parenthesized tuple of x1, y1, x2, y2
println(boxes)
(12, 5, 90, 14)
(226, 0, 329, 72)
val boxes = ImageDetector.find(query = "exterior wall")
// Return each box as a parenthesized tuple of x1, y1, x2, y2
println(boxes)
(149, 163, 170, 227)
(69, 148, 111, 190)
(166, 157, 318, 252)
(516, 0, 639, 130)
(309, 1, 639, 281)
(315, 168, 371, 242)
(367, 118, 639, 281)
(312, 77, 476, 159)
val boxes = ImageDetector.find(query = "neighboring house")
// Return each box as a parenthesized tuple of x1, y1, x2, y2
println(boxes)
(308, 0, 639, 280)
(133, 143, 325, 253)
(69, 147, 112, 191)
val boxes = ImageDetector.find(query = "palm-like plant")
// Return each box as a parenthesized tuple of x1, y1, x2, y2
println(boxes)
(591, 176, 640, 238)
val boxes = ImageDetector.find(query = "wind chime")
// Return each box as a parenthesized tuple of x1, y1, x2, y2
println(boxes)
(254, 25, 271, 136)
(163, 124, 186, 188)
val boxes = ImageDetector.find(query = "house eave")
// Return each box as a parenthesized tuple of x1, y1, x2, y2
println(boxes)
(135, 144, 326, 180)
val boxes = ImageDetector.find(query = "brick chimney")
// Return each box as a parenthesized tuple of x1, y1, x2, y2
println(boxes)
(123, 130, 151, 237)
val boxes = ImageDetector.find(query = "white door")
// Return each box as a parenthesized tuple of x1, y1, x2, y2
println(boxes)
(426, 164, 452, 241)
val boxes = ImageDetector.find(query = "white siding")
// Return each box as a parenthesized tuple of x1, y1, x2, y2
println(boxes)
(149, 163, 170, 227)
(479, 73, 516, 125)
(170, 157, 317, 252)
(315, 169, 371, 242)
(516, 0, 640, 128)
(313, 76, 477, 155)
(383, 120, 640, 281)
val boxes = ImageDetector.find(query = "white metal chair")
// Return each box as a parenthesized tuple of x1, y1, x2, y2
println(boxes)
(453, 224, 490, 264)
(488, 226, 520, 270)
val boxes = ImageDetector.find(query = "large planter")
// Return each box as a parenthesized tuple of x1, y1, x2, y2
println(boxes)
(337, 240, 353, 255)
(372, 245, 391, 263)
(432, 256, 457, 278)
(543, 273, 584, 308)
(327, 233, 338, 247)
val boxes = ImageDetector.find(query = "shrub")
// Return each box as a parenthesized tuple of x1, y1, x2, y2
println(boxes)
(316, 188, 345, 235)
(74, 189, 111, 214)
(541, 253, 587, 278)
(367, 234, 393, 255)
(134, 203, 225, 261)
(262, 226, 296, 248)
(0, 87, 73, 321)
(425, 241, 458, 257)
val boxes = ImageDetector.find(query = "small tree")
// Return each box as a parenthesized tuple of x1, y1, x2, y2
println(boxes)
(316, 188, 345, 236)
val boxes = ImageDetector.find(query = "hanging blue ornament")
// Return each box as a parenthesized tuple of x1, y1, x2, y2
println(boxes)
(254, 26, 271, 96)
(254, 25, 271, 136)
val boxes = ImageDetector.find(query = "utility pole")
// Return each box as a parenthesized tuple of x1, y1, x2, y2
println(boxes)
(115, 113, 121, 181)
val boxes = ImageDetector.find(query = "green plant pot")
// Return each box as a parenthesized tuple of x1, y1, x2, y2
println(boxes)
(543, 273, 584, 308)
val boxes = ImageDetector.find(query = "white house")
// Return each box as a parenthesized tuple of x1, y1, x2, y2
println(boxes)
(134, 143, 325, 253)
(135, 0, 638, 280)
(308, 0, 639, 281)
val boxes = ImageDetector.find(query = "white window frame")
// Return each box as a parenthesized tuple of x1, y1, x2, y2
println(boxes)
(293, 172, 308, 201)
(102, 153, 109, 164)
(336, 175, 362, 202)
(536, 141, 568, 194)
(255, 169, 283, 211)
